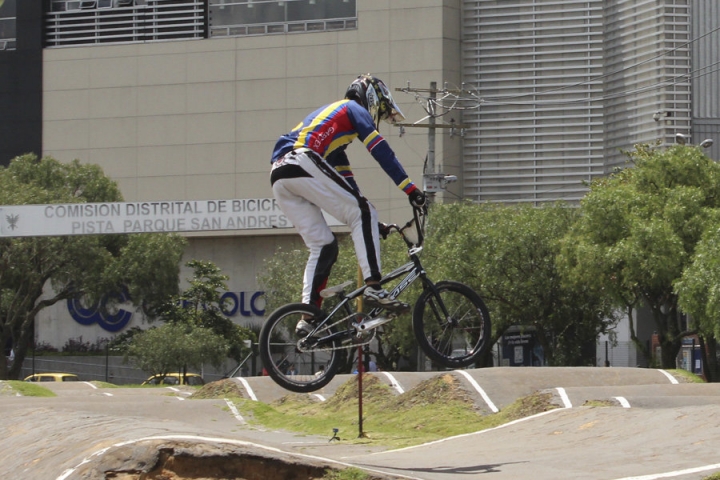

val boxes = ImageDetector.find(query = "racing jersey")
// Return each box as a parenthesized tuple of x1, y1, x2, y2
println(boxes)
(271, 99, 416, 195)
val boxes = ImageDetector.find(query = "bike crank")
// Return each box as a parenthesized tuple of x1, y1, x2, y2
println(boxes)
(352, 313, 397, 335)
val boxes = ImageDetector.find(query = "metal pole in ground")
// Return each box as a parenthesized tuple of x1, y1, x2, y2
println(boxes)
(358, 344, 366, 438)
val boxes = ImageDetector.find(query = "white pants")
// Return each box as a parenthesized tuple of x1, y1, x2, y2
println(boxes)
(271, 150, 381, 305)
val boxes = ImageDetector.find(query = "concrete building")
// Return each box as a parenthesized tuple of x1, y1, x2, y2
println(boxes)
(1, 0, 719, 358)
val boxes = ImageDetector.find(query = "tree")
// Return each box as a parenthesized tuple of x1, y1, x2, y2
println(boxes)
(560, 144, 720, 368)
(125, 322, 229, 378)
(259, 203, 614, 369)
(0, 154, 187, 380)
(151, 260, 255, 363)
(427, 201, 616, 366)
(675, 210, 720, 380)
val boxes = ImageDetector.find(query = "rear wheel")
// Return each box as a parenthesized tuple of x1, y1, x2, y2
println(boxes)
(258, 303, 342, 392)
(413, 281, 491, 368)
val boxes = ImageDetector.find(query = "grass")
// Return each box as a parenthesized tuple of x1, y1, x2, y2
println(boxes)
(323, 467, 371, 480)
(666, 369, 706, 383)
(3, 380, 56, 397)
(195, 374, 559, 449)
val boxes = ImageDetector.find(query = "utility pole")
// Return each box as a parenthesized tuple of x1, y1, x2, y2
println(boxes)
(395, 82, 465, 371)
(395, 81, 465, 202)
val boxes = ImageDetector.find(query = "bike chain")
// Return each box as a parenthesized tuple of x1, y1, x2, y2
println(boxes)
(297, 313, 376, 352)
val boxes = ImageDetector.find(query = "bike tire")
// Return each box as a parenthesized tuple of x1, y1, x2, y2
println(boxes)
(413, 281, 491, 368)
(258, 303, 342, 393)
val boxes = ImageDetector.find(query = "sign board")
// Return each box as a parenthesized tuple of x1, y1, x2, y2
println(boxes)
(0, 198, 340, 237)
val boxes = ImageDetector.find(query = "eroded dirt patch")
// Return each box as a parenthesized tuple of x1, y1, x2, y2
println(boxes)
(76, 439, 400, 480)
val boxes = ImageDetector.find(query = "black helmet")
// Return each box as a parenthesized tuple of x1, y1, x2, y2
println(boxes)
(345, 74, 405, 128)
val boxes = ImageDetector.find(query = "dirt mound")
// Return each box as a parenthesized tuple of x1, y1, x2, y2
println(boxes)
(391, 373, 475, 410)
(190, 379, 246, 399)
(272, 393, 322, 407)
(501, 391, 558, 421)
(325, 374, 394, 409)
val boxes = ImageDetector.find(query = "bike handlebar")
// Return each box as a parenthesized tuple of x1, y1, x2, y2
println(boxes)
(381, 205, 427, 248)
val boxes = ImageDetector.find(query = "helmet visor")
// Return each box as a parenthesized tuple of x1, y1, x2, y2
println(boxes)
(385, 99, 405, 125)
(375, 80, 405, 125)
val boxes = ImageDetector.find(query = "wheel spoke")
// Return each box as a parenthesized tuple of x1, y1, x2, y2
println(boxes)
(259, 304, 346, 392)
(414, 281, 491, 368)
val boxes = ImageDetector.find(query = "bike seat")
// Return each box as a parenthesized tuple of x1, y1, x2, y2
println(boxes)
(320, 280, 354, 298)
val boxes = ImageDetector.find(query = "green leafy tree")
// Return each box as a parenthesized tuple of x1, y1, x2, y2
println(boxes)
(560, 144, 720, 368)
(0, 154, 186, 380)
(675, 210, 720, 380)
(427, 201, 615, 366)
(152, 260, 255, 363)
(125, 322, 229, 378)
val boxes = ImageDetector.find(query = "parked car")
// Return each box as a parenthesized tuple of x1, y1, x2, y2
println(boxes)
(142, 373, 205, 386)
(24, 373, 80, 382)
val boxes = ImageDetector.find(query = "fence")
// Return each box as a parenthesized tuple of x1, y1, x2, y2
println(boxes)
(20, 353, 256, 384)
(597, 340, 642, 368)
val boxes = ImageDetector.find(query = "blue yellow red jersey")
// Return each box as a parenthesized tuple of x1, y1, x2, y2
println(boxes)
(271, 99, 416, 195)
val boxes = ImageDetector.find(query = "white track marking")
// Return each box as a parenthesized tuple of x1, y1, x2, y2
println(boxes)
(658, 369, 679, 384)
(556, 387, 572, 408)
(56, 434, 425, 480)
(83, 382, 97, 390)
(237, 377, 258, 401)
(379, 371, 404, 394)
(454, 370, 498, 413)
(166, 386, 180, 392)
(611, 462, 720, 480)
(224, 398, 245, 423)
(312, 393, 326, 402)
(614, 396, 631, 408)
(103, 392, 113, 397)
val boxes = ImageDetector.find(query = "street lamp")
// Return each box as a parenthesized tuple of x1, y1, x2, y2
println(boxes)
(675, 133, 714, 149)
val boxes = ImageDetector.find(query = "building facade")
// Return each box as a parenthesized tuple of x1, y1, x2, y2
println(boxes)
(1, 0, 719, 352)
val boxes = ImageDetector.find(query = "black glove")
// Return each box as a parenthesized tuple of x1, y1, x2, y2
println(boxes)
(408, 189, 427, 208)
(378, 222, 391, 240)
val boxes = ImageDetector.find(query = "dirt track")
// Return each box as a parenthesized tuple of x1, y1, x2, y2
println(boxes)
(3, 367, 720, 480)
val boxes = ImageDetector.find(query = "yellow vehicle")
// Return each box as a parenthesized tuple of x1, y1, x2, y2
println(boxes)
(24, 373, 80, 382)
(142, 373, 205, 386)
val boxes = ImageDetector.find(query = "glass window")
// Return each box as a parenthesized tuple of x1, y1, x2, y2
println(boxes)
(0, 0, 16, 49)
(209, 0, 356, 36)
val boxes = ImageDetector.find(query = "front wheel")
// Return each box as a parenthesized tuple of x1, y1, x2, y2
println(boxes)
(413, 281, 491, 368)
(259, 303, 342, 393)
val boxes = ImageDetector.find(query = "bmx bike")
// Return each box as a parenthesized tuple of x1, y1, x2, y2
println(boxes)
(259, 205, 491, 393)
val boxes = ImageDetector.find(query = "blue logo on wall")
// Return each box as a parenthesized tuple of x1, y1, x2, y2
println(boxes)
(67, 289, 133, 333)
(220, 291, 265, 317)
(68, 290, 266, 333)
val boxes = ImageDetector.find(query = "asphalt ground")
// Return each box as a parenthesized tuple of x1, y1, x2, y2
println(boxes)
(3, 367, 720, 480)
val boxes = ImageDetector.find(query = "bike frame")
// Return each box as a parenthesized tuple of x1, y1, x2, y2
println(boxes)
(305, 208, 448, 345)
